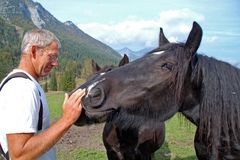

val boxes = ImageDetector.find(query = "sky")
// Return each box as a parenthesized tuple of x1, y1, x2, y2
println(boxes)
(34, 0, 240, 66)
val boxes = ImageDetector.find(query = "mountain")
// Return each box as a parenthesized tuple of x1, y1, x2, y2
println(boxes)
(118, 47, 153, 61)
(118, 47, 138, 61)
(0, 0, 121, 79)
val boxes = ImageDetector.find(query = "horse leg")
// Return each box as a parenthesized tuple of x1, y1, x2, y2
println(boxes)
(103, 122, 124, 160)
(136, 122, 165, 160)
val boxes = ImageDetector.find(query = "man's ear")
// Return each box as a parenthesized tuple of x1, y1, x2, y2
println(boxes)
(30, 45, 38, 59)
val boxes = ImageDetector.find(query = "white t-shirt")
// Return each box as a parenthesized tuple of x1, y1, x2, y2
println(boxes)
(0, 69, 56, 160)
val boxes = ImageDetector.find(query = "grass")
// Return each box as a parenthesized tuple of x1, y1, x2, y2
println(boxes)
(46, 91, 64, 120)
(155, 115, 197, 160)
(57, 149, 107, 160)
(47, 92, 197, 160)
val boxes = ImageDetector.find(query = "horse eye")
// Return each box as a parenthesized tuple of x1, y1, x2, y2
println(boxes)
(161, 63, 173, 71)
(106, 68, 112, 72)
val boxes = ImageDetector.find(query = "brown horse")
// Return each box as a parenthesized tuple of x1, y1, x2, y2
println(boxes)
(76, 22, 240, 159)
(75, 54, 165, 160)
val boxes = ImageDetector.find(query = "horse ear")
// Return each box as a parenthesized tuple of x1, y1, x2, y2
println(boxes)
(159, 27, 169, 46)
(118, 54, 129, 66)
(185, 21, 203, 58)
(92, 59, 101, 73)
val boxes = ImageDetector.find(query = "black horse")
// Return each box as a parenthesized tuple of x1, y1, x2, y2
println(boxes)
(76, 21, 240, 159)
(75, 55, 165, 160)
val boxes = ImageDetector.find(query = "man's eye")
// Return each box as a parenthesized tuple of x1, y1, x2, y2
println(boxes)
(48, 55, 58, 62)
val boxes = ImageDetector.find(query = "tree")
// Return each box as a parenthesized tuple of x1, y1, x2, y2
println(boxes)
(43, 81, 48, 92)
(81, 58, 93, 79)
(59, 70, 76, 92)
(49, 72, 58, 91)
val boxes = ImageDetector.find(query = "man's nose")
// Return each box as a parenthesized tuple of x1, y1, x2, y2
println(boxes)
(51, 60, 58, 67)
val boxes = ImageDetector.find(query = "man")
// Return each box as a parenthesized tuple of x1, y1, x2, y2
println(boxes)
(0, 29, 85, 159)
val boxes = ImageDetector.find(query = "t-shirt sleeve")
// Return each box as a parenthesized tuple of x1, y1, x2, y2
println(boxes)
(1, 78, 40, 134)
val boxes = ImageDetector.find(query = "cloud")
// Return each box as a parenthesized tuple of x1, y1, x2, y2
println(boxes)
(78, 8, 205, 50)
(205, 36, 218, 43)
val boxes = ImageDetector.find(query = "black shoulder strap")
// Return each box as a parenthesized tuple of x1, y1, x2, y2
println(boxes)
(0, 72, 30, 91)
(38, 96, 43, 131)
(0, 145, 9, 160)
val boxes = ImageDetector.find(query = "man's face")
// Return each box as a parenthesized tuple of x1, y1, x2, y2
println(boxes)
(36, 41, 59, 77)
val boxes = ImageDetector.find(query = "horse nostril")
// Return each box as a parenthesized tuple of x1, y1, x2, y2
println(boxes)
(84, 86, 105, 109)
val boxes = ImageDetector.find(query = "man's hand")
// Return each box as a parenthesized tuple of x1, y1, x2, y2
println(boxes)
(62, 89, 86, 125)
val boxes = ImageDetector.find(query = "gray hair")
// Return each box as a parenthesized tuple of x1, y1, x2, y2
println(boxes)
(21, 28, 61, 54)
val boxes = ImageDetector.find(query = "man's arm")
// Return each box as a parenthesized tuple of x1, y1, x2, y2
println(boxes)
(7, 89, 85, 160)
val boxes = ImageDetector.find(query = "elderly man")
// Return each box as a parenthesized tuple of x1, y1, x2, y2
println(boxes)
(0, 29, 85, 160)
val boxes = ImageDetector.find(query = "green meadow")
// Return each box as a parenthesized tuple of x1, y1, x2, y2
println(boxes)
(47, 92, 197, 160)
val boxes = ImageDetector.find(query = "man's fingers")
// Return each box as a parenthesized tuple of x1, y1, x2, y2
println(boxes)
(67, 88, 86, 104)
(77, 89, 86, 97)
(63, 93, 69, 105)
(76, 90, 86, 109)
(76, 89, 86, 108)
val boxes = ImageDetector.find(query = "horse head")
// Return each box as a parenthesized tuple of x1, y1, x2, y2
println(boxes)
(74, 54, 129, 125)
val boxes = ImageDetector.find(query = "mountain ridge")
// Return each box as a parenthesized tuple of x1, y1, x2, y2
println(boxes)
(0, 0, 121, 63)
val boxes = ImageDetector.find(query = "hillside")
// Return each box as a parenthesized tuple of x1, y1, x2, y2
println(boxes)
(0, 0, 121, 80)
(0, 17, 21, 80)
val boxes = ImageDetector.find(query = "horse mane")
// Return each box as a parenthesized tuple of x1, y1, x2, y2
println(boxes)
(193, 54, 240, 149)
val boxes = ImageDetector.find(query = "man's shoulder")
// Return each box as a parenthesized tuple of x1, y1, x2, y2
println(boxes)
(1, 76, 37, 97)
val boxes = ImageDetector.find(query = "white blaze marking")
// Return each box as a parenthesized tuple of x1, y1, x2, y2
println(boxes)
(153, 51, 165, 55)
(100, 72, 106, 76)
